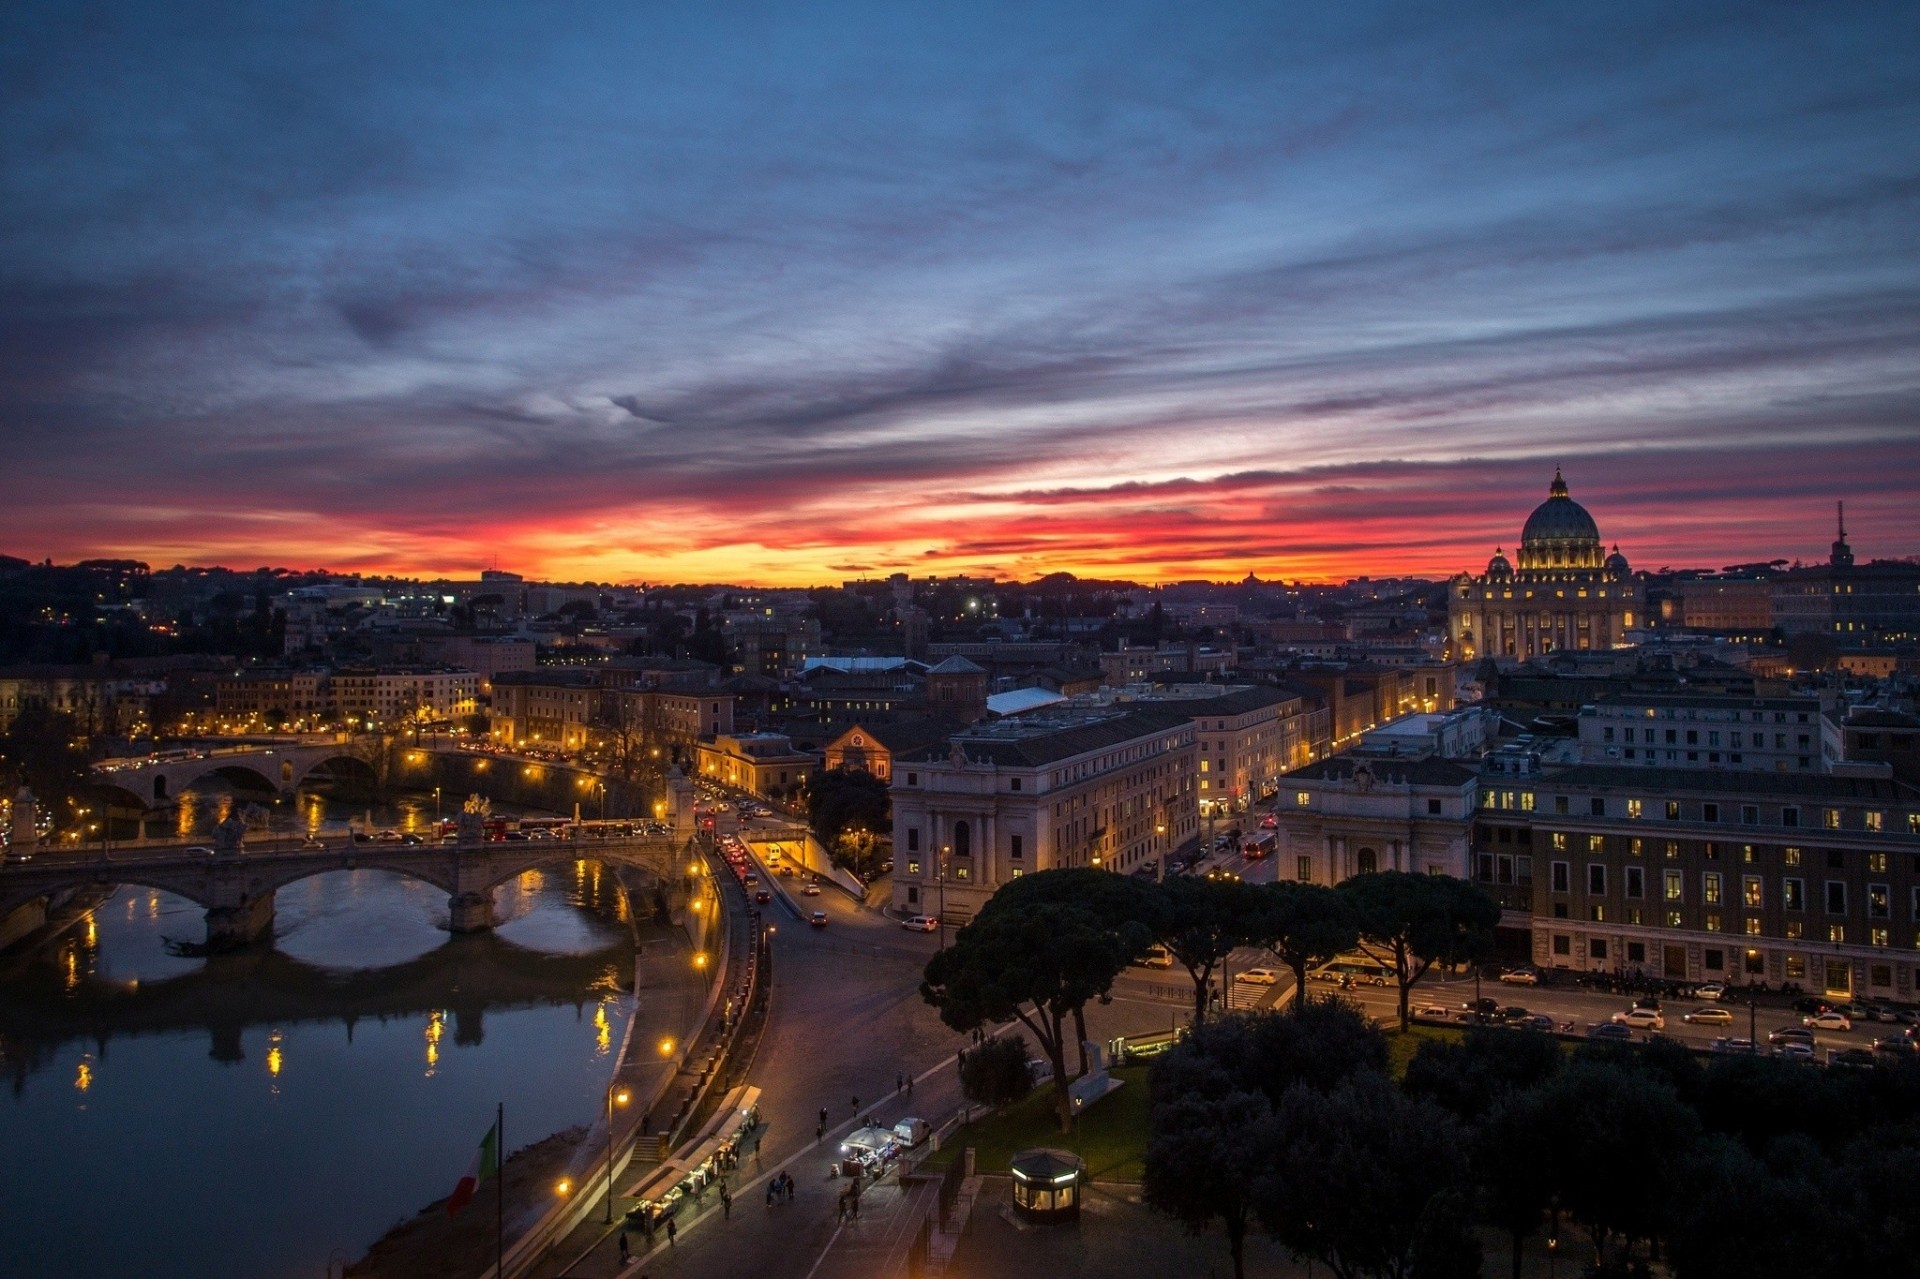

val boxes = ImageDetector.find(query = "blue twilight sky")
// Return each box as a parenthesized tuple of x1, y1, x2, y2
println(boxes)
(2, 2, 1917, 582)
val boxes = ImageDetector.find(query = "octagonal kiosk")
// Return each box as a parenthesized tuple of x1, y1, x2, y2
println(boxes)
(1009, 1148, 1083, 1224)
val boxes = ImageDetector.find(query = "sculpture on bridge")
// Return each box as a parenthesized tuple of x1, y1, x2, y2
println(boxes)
(456, 794, 491, 846)
(213, 810, 248, 857)
(10, 788, 37, 850)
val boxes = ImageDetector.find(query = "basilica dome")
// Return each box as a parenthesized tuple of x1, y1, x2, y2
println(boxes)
(1517, 469, 1604, 570)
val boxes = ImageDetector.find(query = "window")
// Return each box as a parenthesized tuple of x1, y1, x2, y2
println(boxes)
(907, 859, 921, 876)
(1742, 844, 1757, 864)
(1706, 914, 1723, 932)
(1782, 806, 1799, 828)
(1665, 841, 1680, 859)
(1587, 835, 1604, 853)
(1873, 927, 1891, 948)
(1297, 856, 1312, 882)
(1705, 947, 1725, 970)
(1828, 849, 1845, 869)
(1869, 884, 1889, 918)
(1427, 799, 1442, 815)
(906, 828, 920, 853)
(1826, 882, 1847, 914)
(1665, 910, 1683, 927)
(1626, 867, 1645, 898)
(1824, 808, 1841, 830)
(952, 821, 971, 858)
(1627, 907, 1644, 926)
(1555, 795, 1569, 815)
(1296, 791, 1310, 807)
(1631, 837, 1645, 856)
(1664, 870, 1683, 901)
(952, 864, 970, 881)
(1743, 876, 1763, 908)
(1010, 777, 1021, 791)
(1666, 800, 1681, 821)
(1869, 852, 1887, 873)
(1627, 799, 1643, 820)
(1704, 873, 1722, 905)
(1552, 862, 1570, 893)
(1785, 954, 1806, 978)
(1591, 798, 1605, 817)
(1009, 835, 1023, 860)
(1742, 805, 1758, 824)
(1551, 832, 1568, 851)
(1703, 803, 1719, 823)
(1866, 811, 1883, 833)
(1745, 917, 1763, 936)
(1588, 864, 1607, 895)
(1589, 939, 1608, 960)
(1828, 924, 1845, 944)
(1784, 846, 1802, 867)
(1552, 934, 1571, 956)
(1784, 878, 1804, 911)
(905, 772, 917, 786)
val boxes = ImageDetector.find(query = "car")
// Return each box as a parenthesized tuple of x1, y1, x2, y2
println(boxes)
(3, 848, 31, 864)
(1587, 1023, 1635, 1041)
(809, 910, 828, 927)
(1864, 1005, 1902, 1023)
(1498, 967, 1540, 985)
(1871, 1035, 1918, 1057)
(1496, 1006, 1532, 1023)
(1837, 1003, 1872, 1022)
(1804, 1011, 1853, 1032)
(1683, 1007, 1734, 1025)
(901, 915, 939, 932)
(1709, 1037, 1759, 1054)
(802, 884, 821, 896)
(753, 889, 772, 905)
(1768, 1026, 1815, 1046)
(400, 833, 425, 845)
(1830, 1047, 1878, 1071)
(1611, 1008, 1666, 1031)
(1517, 1014, 1556, 1032)
(744, 872, 758, 884)
(374, 829, 402, 842)
(1462, 997, 1500, 1016)
(1695, 982, 1726, 1001)
(1791, 996, 1832, 1015)
(1259, 814, 1278, 829)
(1237, 968, 1280, 985)
(777, 865, 795, 876)
(877, 860, 893, 875)
(185, 845, 217, 857)
(1774, 1041, 1816, 1061)
(1415, 1004, 1453, 1020)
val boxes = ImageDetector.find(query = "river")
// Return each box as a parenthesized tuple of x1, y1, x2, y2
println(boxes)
(0, 806, 646, 1279)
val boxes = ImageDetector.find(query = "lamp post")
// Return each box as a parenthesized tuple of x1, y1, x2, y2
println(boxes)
(605, 1082, 630, 1223)
(937, 847, 949, 950)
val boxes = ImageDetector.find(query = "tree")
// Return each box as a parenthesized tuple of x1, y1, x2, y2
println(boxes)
(1143, 875, 1265, 1025)
(1254, 880, 1359, 1015)
(1403, 1025, 1564, 1125)
(1144, 1088, 1274, 1279)
(1339, 871, 1501, 1031)
(1666, 1136, 1840, 1279)
(921, 901, 1138, 1132)
(1256, 1075, 1471, 1279)
(802, 768, 891, 872)
(0, 704, 92, 824)
(1151, 1000, 1388, 1110)
(959, 1033, 1034, 1108)
(1527, 1062, 1701, 1269)
(1474, 1089, 1560, 1279)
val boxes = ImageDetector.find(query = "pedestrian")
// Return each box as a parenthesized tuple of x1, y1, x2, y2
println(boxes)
(641, 1114, 650, 1136)
(850, 1094, 859, 1113)
(815, 1121, 824, 1142)
(819, 1106, 828, 1128)
(619, 1231, 631, 1265)
(895, 1072, 904, 1094)
(721, 1185, 732, 1219)
(766, 1182, 776, 1207)
(666, 1216, 677, 1246)
(906, 1073, 913, 1095)
(836, 1191, 847, 1222)
(849, 1188, 860, 1220)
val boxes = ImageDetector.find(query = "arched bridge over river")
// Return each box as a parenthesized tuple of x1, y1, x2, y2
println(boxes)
(0, 834, 696, 949)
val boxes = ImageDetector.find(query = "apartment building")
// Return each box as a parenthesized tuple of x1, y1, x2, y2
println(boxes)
(1576, 693, 1829, 772)
(888, 709, 1198, 923)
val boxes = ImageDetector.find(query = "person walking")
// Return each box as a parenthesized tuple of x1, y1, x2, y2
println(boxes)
(618, 1231, 631, 1265)
(836, 1190, 847, 1222)
(721, 1184, 732, 1219)
(665, 1215, 677, 1246)
(895, 1072, 904, 1094)
(850, 1094, 859, 1114)
(906, 1074, 913, 1096)
(815, 1121, 824, 1142)
(819, 1106, 828, 1129)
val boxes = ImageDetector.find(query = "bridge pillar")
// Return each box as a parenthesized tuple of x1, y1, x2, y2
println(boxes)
(448, 892, 495, 933)
(205, 894, 275, 950)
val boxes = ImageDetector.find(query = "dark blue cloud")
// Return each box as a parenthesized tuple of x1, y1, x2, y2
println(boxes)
(1, 2, 1917, 572)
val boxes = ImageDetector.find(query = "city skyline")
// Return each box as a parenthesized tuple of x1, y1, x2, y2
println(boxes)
(5, 3, 1920, 584)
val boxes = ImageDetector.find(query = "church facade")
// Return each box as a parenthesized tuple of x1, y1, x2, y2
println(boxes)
(1449, 470, 1643, 662)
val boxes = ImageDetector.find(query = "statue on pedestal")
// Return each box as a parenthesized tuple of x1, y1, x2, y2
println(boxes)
(213, 810, 248, 856)
(456, 794, 491, 846)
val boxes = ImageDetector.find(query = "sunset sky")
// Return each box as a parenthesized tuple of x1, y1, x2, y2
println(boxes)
(3, 3, 1917, 585)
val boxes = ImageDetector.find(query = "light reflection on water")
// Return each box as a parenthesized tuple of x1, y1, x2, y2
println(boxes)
(0, 855, 642, 1279)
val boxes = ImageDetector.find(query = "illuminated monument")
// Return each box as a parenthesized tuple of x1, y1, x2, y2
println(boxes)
(1449, 469, 1642, 661)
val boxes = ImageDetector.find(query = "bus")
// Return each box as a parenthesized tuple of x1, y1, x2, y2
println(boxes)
(1241, 831, 1275, 860)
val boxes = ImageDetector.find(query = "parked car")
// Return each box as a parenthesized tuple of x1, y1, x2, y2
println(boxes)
(1871, 1035, 1918, 1057)
(1587, 1023, 1635, 1042)
(1683, 1007, 1734, 1025)
(1830, 1047, 1877, 1071)
(1768, 1026, 1815, 1046)
(1804, 1011, 1853, 1032)
(1708, 1037, 1759, 1054)
(1517, 1014, 1556, 1032)
(1237, 968, 1281, 986)
(1774, 1042, 1816, 1061)
(1462, 996, 1500, 1016)
(1415, 1004, 1453, 1020)
(901, 915, 939, 932)
(1791, 996, 1832, 1015)
(809, 910, 828, 927)
(1611, 1008, 1666, 1031)
(1496, 1006, 1532, 1023)
(1695, 982, 1726, 1001)
(1498, 967, 1540, 985)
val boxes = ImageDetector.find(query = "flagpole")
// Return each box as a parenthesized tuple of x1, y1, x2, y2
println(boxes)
(496, 1101, 505, 1279)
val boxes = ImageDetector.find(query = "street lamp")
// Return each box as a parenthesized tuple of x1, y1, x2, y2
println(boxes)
(604, 1083, 630, 1223)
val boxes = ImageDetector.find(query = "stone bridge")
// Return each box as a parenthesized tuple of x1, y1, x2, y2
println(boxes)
(0, 834, 697, 949)
(93, 743, 380, 809)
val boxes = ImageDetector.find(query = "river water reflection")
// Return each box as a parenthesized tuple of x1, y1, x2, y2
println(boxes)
(0, 850, 640, 1279)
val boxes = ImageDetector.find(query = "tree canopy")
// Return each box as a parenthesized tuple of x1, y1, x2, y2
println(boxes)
(1340, 871, 1500, 1030)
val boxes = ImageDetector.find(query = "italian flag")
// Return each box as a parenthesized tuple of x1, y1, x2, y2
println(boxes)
(446, 1119, 499, 1216)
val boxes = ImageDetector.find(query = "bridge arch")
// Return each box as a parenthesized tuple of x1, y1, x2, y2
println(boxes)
(294, 753, 380, 791)
(175, 763, 282, 797)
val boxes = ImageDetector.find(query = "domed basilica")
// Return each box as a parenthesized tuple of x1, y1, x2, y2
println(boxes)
(1449, 469, 1643, 661)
